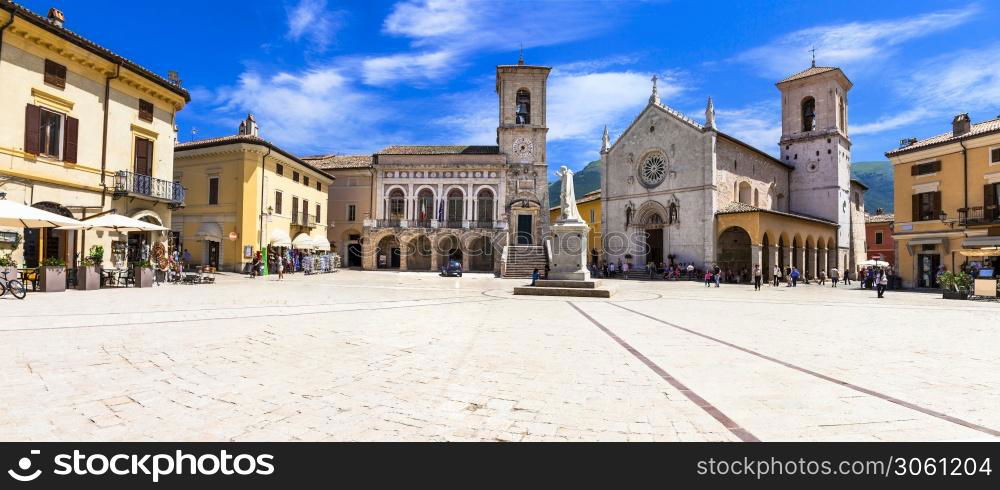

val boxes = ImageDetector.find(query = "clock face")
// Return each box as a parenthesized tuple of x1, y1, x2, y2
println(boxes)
(513, 137, 533, 162)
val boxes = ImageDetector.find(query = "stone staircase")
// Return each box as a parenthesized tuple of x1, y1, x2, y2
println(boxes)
(502, 245, 548, 278)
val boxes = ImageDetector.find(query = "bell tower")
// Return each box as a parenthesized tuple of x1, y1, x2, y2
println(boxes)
(776, 63, 854, 266)
(496, 56, 551, 244)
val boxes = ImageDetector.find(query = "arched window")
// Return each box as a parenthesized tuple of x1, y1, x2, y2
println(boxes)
(838, 96, 846, 132)
(738, 182, 752, 204)
(476, 189, 494, 225)
(753, 189, 760, 207)
(388, 189, 405, 220)
(416, 189, 434, 225)
(516, 89, 530, 124)
(446, 189, 464, 226)
(801, 97, 816, 132)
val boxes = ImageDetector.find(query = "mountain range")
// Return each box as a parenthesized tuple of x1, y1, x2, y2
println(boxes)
(548, 160, 894, 213)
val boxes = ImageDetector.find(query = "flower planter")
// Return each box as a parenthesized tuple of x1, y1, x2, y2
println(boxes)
(942, 290, 969, 300)
(39, 266, 66, 292)
(76, 266, 101, 291)
(133, 266, 154, 288)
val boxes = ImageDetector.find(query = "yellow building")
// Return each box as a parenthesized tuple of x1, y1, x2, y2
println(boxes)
(886, 114, 1000, 288)
(0, 3, 189, 268)
(173, 115, 335, 272)
(549, 189, 603, 264)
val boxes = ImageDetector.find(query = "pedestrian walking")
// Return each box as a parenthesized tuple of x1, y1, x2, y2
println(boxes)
(713, 264, 721, 287)
(531, 268, 539, 286)
(687, 263, 695, 280)
(830, 267, 839, 287)
(277, 257, 284, 280)
(790, 267, 800, 287)
(843, 269, 851, 285)
(704, 271, 713, 287)
(876, 268, 888, 298)
(772, 265, 780, 287)
(623, 261, 630, 280)
(753, 264, 762, 291)
(818, 269, 826, 285)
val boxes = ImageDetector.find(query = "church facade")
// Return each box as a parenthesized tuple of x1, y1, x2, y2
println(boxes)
(355, 59, 551, 274)
(600, 65, 867, 279)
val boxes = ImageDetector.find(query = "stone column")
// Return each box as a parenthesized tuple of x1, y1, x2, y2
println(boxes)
(796, 247, 806, 275)
(783, 247, 793, 273)
(818, 248, 827, 278)
(751, 244, 762, 272)
(399, 237, 408, 271)
(769, 246, 780, 274)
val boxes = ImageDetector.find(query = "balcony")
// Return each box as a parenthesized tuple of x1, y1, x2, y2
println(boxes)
(363, 219, 509, 231)
(444, 219, 464, 229)
(472, 219, 494, 229)
(958, 206, 1000, 226)
(113, 170, 184, 208)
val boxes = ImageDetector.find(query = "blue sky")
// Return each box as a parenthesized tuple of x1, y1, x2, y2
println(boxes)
(21, 0, 1000, 170)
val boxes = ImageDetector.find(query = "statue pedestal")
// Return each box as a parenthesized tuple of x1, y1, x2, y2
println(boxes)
(548, 218, 590, 281)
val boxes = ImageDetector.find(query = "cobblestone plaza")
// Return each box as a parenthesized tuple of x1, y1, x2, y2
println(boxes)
(1, 272, 997, 442)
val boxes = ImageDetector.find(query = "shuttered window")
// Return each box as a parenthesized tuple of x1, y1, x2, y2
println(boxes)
(134, 137, 153, 176)
(293, 171, 300, 183)
(303, 200, 309, 224)
(986, 184, 999, 221)
(208, 177, 219, 205)
(316, 181, 321, 191)
(911, 191, 940, 221)
(275, 191, 283, 215)
(291, 197, 299, 224)
(316, 204, 321, 224)
(304, 176, 310, 187)
(24, 105, 41, 155)
(910, 161, 941, 176)
(138, 99, 154, 122)
(276, 164, 284, 176)
(44, 59, 67, 89)
(35, 107, 64, 158)
(991, 148, 1000, 164)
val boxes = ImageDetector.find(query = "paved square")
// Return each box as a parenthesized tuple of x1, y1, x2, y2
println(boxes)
(1, 271, 997, 442)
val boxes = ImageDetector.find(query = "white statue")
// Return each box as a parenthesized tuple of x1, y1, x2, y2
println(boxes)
(555, 165, 582, 222)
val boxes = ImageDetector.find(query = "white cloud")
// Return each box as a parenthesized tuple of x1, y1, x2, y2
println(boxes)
(736, 6, 977, 76)
(213, 67, 390, 154)
(852, 43, 1000, 136)
(366, 0, 614, 85)
(361, 49, 462, 86)
(286, 0, 344, 51)
(548, 71, 673, 142)
(383, 0, 472, 39)
(713, 102, 781, 156)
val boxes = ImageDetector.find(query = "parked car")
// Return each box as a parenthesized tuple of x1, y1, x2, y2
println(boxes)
(441, 259, 463, 277)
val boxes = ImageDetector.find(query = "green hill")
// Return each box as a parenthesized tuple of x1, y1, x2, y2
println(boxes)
(549, 159, 894, 213)
(548, 159, 602, 207)
(852, 161, 893, 213)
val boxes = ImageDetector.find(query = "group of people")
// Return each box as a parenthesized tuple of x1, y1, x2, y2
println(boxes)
(589, 260, 700, 281)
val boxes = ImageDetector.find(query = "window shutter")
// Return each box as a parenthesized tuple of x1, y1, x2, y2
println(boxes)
(912, 193, 920, 222)
(932, 161, 942, 173)
(24, 104, 41, 154)
(933, 191, 942, 218)
(63, 116, 79, 163)
(134, 137, 149, 175)
(986, 184, 997, 220)
(44, 60, 67, 89)
(910, 164, 917, 176)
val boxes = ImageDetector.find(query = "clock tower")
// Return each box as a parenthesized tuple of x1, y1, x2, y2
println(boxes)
(496, 57, 551, 245)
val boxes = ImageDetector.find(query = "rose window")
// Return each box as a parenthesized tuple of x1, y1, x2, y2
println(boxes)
(639, 154, 666, 187)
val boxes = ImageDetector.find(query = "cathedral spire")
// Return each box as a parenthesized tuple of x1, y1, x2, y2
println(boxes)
(705, 96, 716, 130)
(649, 74, 660, 105)
(601, 125, 610, 153)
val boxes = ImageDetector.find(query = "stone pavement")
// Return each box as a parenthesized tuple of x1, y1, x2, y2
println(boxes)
(0, 270, 997, 442)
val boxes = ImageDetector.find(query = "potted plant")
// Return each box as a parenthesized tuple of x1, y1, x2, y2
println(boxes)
(133, 259, 155, 288)
(88, 245, 104, 267)
(76, 255, 101, 291)
(40, 257, 66, 292)
(938, 271, 972, 300)
(0, 253, 17, 282)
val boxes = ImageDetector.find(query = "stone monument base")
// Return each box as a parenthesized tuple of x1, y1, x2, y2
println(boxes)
(513, 279, 614, 298)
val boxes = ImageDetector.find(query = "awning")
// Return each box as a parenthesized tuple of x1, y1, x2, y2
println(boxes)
(907, 237, 945, 246)
(195, 222, 223, 242)
(270, 229, 292, 247)
(312, 237, 331, 251)
(960, 246, 1000, 257)
(962, 236, 1000, 248)
(292, 233, 314, 250)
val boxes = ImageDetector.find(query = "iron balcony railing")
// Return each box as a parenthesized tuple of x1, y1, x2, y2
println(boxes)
(958, 206, 1000, 226)
(473, 220, 494, 229)
(114, 170, 184, 206)
(444, 219, 464, 229)
(412, 220, 432, 228)
(377, 219, 402, 228)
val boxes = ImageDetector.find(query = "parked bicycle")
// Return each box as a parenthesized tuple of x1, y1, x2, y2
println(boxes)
(0, 270, 27, 299)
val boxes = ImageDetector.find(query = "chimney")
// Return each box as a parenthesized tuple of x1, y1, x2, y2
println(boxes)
(952, 113, 971, 137)
(47, 8, 65, 27)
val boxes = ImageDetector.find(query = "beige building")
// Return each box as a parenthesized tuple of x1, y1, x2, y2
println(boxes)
(885, 114, 1000, 288)
(301, 155, 373, 268)
(173, 116, 334, 272)
(0, 3, 189, 269)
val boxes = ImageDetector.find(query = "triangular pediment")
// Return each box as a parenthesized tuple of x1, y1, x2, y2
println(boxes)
(609, 102, 706, 152)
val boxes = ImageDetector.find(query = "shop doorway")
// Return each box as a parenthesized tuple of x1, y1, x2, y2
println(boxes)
(207, 241, 220, 268)
(917, 253, 940, 288)
(347, 243, 362, 267)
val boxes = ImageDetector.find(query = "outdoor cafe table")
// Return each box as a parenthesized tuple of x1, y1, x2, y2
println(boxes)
(101, 269, 126, 287)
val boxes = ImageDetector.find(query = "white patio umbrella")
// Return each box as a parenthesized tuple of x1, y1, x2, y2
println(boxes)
(858, 259, 890, 267)
(0, 198, 84, 228)
(58, 212, 168, 232)
(312, 237, 331, 252)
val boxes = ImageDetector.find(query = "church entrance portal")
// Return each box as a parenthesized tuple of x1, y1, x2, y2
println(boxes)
(644, 228, 663, 265)
(516, 215, 533, 245)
